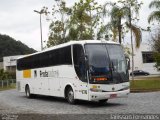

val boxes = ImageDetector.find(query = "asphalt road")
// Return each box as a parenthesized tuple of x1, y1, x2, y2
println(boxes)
(0, 89, 160, 115)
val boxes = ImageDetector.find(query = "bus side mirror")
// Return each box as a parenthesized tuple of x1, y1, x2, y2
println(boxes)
(125, 55, 130, 70)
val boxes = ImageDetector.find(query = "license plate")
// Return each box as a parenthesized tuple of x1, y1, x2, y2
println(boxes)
(110, 94, 117, 98)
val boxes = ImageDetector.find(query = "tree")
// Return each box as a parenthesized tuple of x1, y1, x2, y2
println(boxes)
(150, 28, 160, 70)
(121, 0, 142, 81)
(148, 0, 160, 23)
(47, 20, 67, 47)
(154, 53, 160, 70)
(69, 0, 101, 40)
(69, 1, 92, 40)
(99, 4, 130, 43)
(46, 0, 102, 47)
(0, 69, 10, 80)
(148, 0, 160, 70)
(97, 20, 119, 41)
(46, 0, 72, 47)
(101, 0, 143, 47)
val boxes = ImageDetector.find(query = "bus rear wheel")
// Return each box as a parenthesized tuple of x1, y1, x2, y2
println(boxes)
(67, 87, 76, 104)
(25, 85, 32, 98)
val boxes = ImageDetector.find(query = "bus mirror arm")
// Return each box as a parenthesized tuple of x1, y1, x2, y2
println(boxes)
(109, 61, 115, 71)
(127, 60, 130, 70)
(85, 59, 89, 70)
(125, 55, 130, 70)
(85, 55, 89, 70)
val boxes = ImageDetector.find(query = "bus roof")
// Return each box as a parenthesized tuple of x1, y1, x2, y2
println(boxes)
(18, 40, 119, 59)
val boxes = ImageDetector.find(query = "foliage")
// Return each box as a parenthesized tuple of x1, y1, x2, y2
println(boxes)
(0, 69, 16, 80)
(46, 0, 102, 47)
(69, 0, 101, 40)
(46, 0, 72, 47)
(148, 0, 160, 23)
(47, 20, 68, 47)
(126, 22, 142, 48)
(122, 44, 131, 56)
(99, 4, 130, 42)
(45, 0, 144, 48)
(154, 52, 160, 70)
(151, 28, 160, 52)
(100, 0, 143, 48)
(69, 0, 92, 40)
(0, 34, 36, 62)
(150, 28, 160, 70)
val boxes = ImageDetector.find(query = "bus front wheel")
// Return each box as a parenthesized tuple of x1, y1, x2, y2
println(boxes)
(99, 99, 108, 104)
(67, 87, 76, 104)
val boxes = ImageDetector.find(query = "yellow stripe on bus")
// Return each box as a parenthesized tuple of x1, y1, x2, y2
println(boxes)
(23, 70, 31, 78)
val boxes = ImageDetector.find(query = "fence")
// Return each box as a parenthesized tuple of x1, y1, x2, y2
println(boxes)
(0, 79, 16, 88)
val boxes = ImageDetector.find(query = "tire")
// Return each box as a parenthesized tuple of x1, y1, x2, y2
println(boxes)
(25, 85, 33, 98)
(98, 99, 108, 104)
(130, 73, 134, 76)
(66, 87, 76, 104)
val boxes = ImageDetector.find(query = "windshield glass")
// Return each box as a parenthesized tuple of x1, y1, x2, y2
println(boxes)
(85, 44, 128, 84)
(85, 44, 110, 68)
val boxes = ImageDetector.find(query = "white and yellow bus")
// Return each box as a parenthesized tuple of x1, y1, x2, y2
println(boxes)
(16, 40, 130, 104)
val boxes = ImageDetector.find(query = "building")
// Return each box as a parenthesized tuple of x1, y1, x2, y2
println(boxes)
(3, 55, 23, 72)
(129, 43, 160, 74)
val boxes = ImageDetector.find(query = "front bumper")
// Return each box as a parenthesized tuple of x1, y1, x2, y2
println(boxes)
(89, 89, 130, 101)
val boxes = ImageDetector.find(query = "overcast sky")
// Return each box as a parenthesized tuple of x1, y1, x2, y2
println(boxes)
(0, 0, 153, 51)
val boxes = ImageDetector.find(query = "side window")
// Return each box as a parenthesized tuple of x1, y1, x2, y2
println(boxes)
(34, 54, 40, 68)
(49, 50, 57, 66)
(73, 45, 87, 82)
(17, 59, 23, 70)
(17, 46, 72, 70)
(64, 46, 72, 65)
(59, 46, 72, 65)
(24, 57, 30, 69)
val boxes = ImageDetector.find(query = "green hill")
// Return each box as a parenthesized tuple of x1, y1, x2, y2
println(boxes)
(0, 34, 36, 62)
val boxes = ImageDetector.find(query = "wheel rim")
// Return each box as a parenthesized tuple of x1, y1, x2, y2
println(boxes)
(68, 90, 74, 103)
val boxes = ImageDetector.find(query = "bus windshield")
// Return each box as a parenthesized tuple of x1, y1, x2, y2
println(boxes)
(85, 44, 128, 84)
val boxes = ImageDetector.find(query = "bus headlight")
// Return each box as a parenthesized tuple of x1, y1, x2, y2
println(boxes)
(120, 86, 130, 91)
(90, 88, 103, 92)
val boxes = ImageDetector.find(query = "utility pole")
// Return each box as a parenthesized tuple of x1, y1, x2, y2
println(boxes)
(34, 9, 45, 51)
(129, 7, 134, 81)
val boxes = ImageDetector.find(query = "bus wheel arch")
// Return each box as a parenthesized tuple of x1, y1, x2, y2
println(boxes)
(64, 85, 76, 104)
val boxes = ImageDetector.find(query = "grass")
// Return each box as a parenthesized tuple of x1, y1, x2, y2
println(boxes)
(130, 76, 160, 92)
(0, 84, 16, 91)
(133, 76, 160, 80)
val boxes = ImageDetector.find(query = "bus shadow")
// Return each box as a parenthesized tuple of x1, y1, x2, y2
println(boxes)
(76, 100, 126, 108)
(22, 95, 126, 108)
(22, 95, 66, 103)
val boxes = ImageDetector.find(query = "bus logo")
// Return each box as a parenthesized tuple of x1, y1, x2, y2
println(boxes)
(23, 70, 31, 78)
